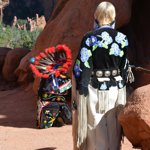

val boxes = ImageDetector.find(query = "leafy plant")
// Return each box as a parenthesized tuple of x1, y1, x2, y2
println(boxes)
(17, 19, 27, 26)
(0, 22, 42, 49)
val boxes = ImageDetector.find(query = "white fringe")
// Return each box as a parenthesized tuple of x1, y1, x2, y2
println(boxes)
(127, 66, 135, 83)
(77, 93, 87, 150)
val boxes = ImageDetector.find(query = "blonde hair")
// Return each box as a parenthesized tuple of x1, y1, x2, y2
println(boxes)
(94, 1, 116, 26)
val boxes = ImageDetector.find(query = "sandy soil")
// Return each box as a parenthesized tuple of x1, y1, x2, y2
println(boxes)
(0, 85, 138, 150)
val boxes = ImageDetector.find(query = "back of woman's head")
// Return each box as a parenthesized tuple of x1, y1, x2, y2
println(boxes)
(94, 1, 116, 26)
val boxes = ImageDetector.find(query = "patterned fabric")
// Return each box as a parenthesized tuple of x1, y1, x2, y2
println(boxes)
(37, 100, 72, 128)
(73, 27, 129, 95)
(38, 73, 71, 96)
(37, 73, 72, 128)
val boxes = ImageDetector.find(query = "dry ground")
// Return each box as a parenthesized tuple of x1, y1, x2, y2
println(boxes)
(0, 85, 138, 150)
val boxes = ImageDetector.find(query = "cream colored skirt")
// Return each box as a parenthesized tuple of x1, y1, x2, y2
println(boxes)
(72, 77, 126, 150)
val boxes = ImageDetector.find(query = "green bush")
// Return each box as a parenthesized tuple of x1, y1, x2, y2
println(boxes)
(0, 22, 42, 49)
(17, 19, 27, 26)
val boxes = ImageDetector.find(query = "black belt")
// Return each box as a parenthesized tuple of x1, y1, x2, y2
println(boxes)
(91, 69, 120, 78)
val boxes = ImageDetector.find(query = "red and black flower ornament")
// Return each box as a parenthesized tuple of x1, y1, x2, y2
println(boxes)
(29, 44, 72, 78)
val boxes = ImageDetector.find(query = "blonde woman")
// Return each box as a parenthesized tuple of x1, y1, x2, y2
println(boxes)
(72, 1, 133, 150)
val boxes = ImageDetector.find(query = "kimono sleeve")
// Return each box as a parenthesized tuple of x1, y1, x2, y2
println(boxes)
(73, 34, 93, 96)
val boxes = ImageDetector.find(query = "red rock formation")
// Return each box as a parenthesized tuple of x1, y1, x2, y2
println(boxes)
(126, 0, 150, 89)
(2, 48, 30, 81)
(0, 47, 12, 71)
(41, 0, 57, 21)
(118, 84, 150, 149)
(15, 52, 33, 84)
(35, 14, 46, 29)
(132, 65, 150, 88)
(33, 0, 132, 58)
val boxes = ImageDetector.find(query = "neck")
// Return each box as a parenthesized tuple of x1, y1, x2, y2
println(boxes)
(100, 21, 115, 29)
(93, 20, 115, 30)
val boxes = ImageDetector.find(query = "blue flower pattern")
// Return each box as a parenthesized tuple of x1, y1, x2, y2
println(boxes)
(96, 32, 113, 49)
(91, 36, 97, 45)
(73, 30, 128, 92)
(74, 63, 82, 78)
(75, 31, 128, 73)
(85, 38, 92, 47)
(101, 32, 113, 45)
(125, 39, 128, 46)
(97, 41, 102, 47)
(109, 43, 124, 57)
(94, 31, 127, 57)
(80, 47, 90, 62)
(85, 36, 98, 48)
(115, 32, 128, 48)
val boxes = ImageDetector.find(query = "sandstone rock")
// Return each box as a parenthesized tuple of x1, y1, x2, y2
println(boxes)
(41, 0, 57, 21)
(132, 64, 150, 88)
(131, 1, 150, 65)
(2, 48, 30, 81)
(127, 0, 150, 89)
(118, 84, 150, 149)
(35, 14, 46, 29)
(0, 47, 12, 72)
(33, 0, 132, 59)
(15, 52, 34, 84)
(32, 76, 41, 94)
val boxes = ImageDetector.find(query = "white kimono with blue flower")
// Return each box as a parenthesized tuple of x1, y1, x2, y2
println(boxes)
(73, 27, 130, 150)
